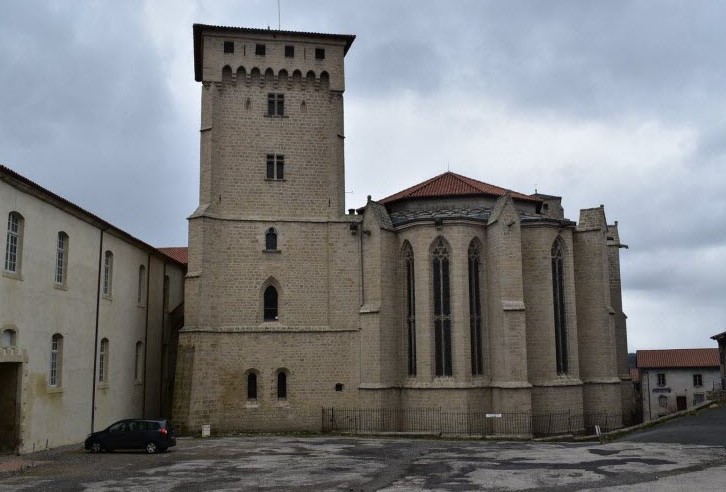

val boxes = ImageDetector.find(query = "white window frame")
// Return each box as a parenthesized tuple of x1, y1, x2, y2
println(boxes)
(55, 232, 69, 285)
(99, 338, 109, 383)
(103, 251, 113, 296)
(49, 334, 62, 387)
(4, 212, 23, 273)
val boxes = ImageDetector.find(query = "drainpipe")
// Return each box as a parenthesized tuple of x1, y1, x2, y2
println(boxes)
(159, 261, 167, 416)
(142, 252, 151, 417)
(91, 229, 104, 432)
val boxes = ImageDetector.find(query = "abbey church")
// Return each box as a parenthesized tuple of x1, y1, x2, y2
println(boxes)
(172, 24, 632, 434)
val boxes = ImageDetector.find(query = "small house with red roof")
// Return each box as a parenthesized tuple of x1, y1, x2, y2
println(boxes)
(637, 348, 720, 421)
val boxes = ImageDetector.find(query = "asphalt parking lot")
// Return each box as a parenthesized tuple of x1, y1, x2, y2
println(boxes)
(2, 405, 726, 491)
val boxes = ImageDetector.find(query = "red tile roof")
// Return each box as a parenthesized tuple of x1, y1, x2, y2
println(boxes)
(379, 172, 539, 205)
(158, 247, 188, 265)
(636, 348, 720, 369)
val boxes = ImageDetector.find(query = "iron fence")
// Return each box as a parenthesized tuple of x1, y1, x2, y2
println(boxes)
(321, 407, 622, 438)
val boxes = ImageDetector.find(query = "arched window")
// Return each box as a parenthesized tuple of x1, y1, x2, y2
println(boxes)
(264, 285, 278, 321)
(403, 242, 416, 376)
(99, 338, 109, 383)
(277, 371, 287, 400)
(103, 251, 113, 296)
(265, 228, 278, 251)
(137, 265, 146, 304)
(468, 240, 483, 376)
(247, 372, 258, 400)
(135, 341, 143, 382)
(49, 334, 63, 387)
(55, 232, 69, 285)
(4, 212, 24, 274)
(431, 237, 452, 376)
(552, 238, 568, 374)
(1, 328, 17, 347)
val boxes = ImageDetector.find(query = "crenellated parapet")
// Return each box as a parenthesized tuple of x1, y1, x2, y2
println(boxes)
(218, 66, 332, 91)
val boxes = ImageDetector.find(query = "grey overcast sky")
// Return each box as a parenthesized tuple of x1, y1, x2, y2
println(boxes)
(1, 1, 724, 351)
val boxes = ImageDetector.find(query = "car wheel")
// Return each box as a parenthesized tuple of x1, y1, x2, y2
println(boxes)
(90, 441, 103, 453)
(145, 441, 158, 454)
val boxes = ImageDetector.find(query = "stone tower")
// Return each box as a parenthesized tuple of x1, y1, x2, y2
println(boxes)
(174, 25, 361, 432)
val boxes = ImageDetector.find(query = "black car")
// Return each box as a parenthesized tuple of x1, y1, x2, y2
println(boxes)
(84, 418, 176, 453)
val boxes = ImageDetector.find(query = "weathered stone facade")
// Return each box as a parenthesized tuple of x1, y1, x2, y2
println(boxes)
(173, 24, 631, 434)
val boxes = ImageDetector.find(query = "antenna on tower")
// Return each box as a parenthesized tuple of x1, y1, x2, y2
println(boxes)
(278, 0, 281, 30)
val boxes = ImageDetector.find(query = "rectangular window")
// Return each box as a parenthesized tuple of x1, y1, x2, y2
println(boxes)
(103, 251, 113, 296)
(99, 339, 109, 383)
(693, 374, 703, 387)
(315, 48, 325, 60)
(285, 45, 294, 58)
(267, 93, 284, 116)
(223, 41, 234, 53)
(49, 334, 62, 387)
(266, 154, 285, 180)
(55, 232, 68, 285)
(255, 43, 266, 56)
(694, 393, 705, 405)
(657, 373, 666, 386)
(5, 213, 21, 273)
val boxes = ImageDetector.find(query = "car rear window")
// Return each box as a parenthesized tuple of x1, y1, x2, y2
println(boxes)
(143, 421, 161, 430)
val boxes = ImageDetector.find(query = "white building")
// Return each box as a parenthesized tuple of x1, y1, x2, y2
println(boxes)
(0, 164, 185, 454)
(637, 348, 720, 422)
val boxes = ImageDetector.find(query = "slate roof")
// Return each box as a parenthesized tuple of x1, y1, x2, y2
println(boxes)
(636, 349, 720, 369)
(158, 247, 188, 265)
(379, 171, 540, 205)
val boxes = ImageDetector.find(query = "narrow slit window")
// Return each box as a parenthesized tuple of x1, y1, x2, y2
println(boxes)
(403, 242, 416, 376)
(55, 232, 69, 285)
(468, 240, 483, 376)
(277, 371, 287, 399)
(552, 239, 568, 374)
(247, 372, 257, 400)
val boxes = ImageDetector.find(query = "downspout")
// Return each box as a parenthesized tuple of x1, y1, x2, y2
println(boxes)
(160, 261, 167, 416)
(91, 229, 104, 432)
(142, 252, 151, 417)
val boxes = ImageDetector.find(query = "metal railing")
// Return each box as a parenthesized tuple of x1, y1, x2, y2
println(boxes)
(321, 407, 622, 438)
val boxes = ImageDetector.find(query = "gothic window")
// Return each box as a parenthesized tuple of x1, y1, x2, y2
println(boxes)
(99, 338, 109, 383)
(53, 232, 69, 285)
(264, 285, 278, 321)
(267, 93, 284, 116)
(403, 242, 416, 376)
(265, 228, 278, 251)
(49, 333, 63, 387)
(266, 154, 285, 180)
(4, 212, 23, 274)
(551, 238, 568, 374)
(103, 250, 113, 296)
(277, 371, 287, 399)
(468, 240, 484, 376)
(432, 237, 452, 376)
(247, 372, 258, 400)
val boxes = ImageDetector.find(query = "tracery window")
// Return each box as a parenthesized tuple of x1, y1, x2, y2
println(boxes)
(432, 237, 452, 376)
(551, 238, 568, 374)
(468, 240, 483, 376)
(403, 242, 416, 376)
